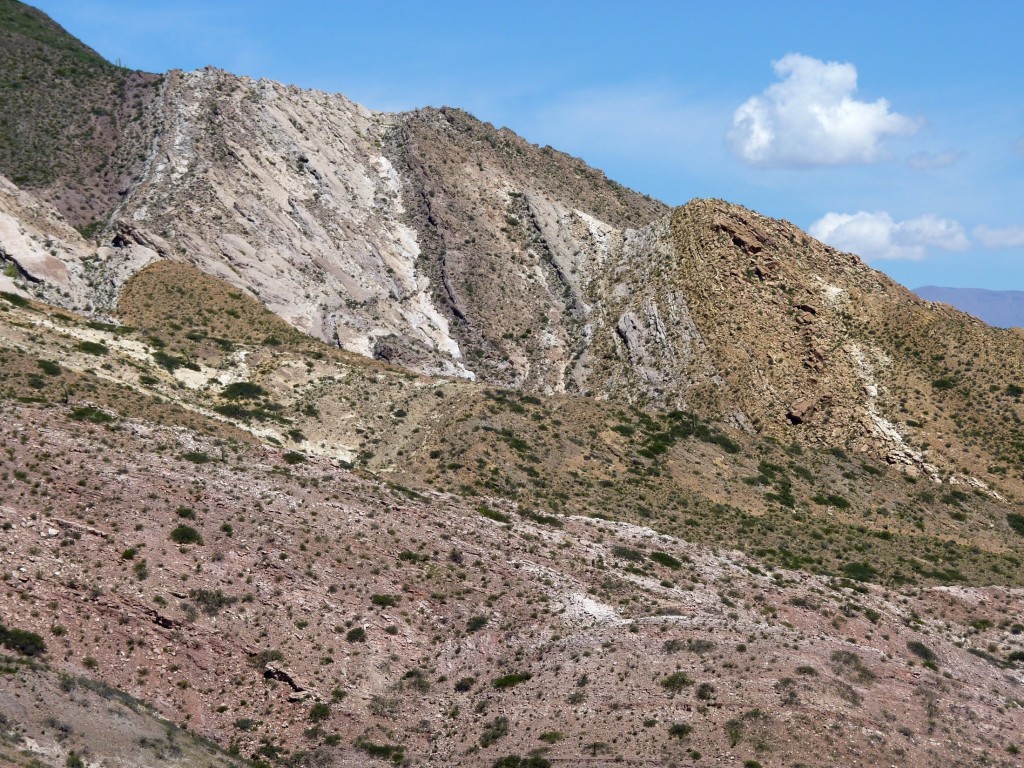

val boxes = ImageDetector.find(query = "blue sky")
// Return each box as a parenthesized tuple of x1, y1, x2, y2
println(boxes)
(31, 0, 1024, 290)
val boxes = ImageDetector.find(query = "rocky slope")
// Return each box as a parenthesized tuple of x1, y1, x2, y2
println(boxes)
(0, 49, 1021, 487)
(0, 238, 1022, 768)
(0, 0, 161, 231)
(1, 3, 1024, 767)
(1, 391, 1022, 768)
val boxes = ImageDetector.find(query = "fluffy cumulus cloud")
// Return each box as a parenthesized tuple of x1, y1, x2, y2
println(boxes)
(974, 225, 1024, 249)
(729, 54, 919, 168)
(809, 211, 969, 261)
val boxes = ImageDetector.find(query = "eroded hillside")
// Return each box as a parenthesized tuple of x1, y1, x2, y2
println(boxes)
(1, 12, 1023, 489)
(0, 0, 161, 231)
(2, 388, 1023, 767)
(1, 3, 1024, 767)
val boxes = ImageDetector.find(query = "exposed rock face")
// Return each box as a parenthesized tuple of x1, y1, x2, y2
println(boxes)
(0, 174, 87, 297)
(386, 106, 667, 392)
(108, 68, 472, 379)
(3, 51, 1024, 478)
(0, 174, 160, 309)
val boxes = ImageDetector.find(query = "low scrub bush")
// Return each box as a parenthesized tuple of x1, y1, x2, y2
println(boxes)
(170, 525, 203, 545)
(0, 624, 46, 656)
(492, 672, 531, 689)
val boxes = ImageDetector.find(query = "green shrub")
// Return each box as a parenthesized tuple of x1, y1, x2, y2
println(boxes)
(478, 505, 511, 524)
(69, 406, 113, 424)
(907, 640, 938, 665)
(353, 738, 404, 762)
(650, 551, 682, 568)
(724, 709, 768, 747)
(180, 451, 212, 464)
(467, 615, 489, 632)
(249, 649, 284, 669)
(170, 525, 203, 545)
(668, 722, 692, 739)
(454, 676, 476, 692)
(76, 340, 108, 356)
(36, 359, 61, 376)
(0, 624, 46, 656)
(841, 561, 878, 582)
(309, 702, 330, 722)
(492, 756, 550, 768)
(1007, 514, 1024, 536)
(660, 672, 693, 693)
(830, 650, 877, 683)
(370, 594, 399, 608)
(345, 627, 366, 643)
(480, 715, 510, 747)
(222, 381, 267, 400)
(152, 352, 198, 372)
(492, 672, 531, 689)
(0, 291, 29, 307)
(282, 451, 305, 464)
(189, 589, 236, 615)
(813, 493, 850, 509)
(611, 545, 645, 562)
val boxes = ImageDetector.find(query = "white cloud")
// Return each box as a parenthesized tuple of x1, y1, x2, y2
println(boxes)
(809, 211, 969, 261)
(729, 53, 918, 168)
(907, 150, 964, 170)
(974, 225, 1024, 249)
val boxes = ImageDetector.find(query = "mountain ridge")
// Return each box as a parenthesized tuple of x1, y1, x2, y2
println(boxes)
(1, 3, 1024, 767)
(3, 53, 1024, 488)
(915, 284, 1024, 328)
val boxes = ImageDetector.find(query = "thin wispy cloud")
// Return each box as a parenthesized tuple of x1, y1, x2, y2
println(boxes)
(907, 150, 964, 171)
(526, 85, 724, 161)
(974, 225, 1024, 249)
(729, 54, 918, 168)
(809, 211, 968, 261)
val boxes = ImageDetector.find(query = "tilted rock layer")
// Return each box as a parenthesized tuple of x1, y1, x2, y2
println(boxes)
(4, 61, 1024, 481)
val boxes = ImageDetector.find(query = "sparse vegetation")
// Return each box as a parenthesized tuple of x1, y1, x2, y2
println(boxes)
(0, 623, 46, 656)
(170, 525, 203, 545)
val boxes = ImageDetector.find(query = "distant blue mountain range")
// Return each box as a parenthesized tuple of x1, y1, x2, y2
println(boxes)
(914, 286, 1024, 328)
